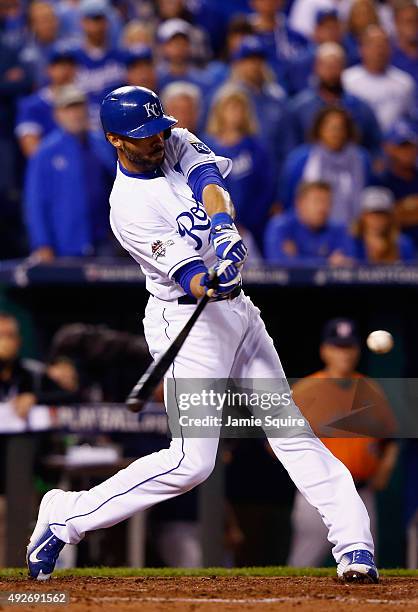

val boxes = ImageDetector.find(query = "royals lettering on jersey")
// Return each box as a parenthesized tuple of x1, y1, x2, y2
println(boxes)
(109, 129, 232, 301)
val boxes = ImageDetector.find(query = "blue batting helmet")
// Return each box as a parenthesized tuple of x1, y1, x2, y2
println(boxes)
(100, 86, 177, 139)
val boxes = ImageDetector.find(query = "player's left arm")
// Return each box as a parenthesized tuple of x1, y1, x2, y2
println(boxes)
(202, 184, 248, 267)
(175, 129, 248, 266)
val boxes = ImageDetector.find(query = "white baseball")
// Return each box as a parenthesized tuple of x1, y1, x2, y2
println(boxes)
(366, 330, 394, 354)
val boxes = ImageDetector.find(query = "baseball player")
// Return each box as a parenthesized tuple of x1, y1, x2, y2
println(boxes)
(27, 86, 378, 583)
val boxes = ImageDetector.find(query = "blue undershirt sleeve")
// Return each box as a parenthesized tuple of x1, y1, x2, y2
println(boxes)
(173, 259, 208, 296)
(187, 163, 227, 203)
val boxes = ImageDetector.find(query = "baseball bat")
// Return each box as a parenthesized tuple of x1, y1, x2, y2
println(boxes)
(126, 291, 213, 412)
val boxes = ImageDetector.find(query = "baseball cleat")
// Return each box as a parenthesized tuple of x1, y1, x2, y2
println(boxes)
(337, 549, 379, 584)
(27, 489, 65, 580)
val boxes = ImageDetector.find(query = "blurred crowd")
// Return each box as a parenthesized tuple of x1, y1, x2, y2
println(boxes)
(2, 0, 418, 265)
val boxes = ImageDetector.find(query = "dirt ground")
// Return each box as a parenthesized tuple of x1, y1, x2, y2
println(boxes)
(0, 576, 417, 611)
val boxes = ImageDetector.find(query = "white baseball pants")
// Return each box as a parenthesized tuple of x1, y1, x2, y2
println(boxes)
(49, 292, 374, 562)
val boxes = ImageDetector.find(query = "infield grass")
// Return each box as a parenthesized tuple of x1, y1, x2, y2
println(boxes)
(1, 567, 417, 579)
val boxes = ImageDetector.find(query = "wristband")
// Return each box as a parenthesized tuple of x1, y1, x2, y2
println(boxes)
(211, 212, 234, 229)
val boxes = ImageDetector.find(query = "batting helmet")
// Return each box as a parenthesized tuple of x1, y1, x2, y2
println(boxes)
(100, 86, 177, 139)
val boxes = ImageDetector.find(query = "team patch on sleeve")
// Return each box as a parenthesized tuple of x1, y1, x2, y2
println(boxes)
(151, 239, 175, 260)
(189, 141, 212, 154)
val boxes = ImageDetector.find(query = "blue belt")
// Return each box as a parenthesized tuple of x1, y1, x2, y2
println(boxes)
(178, 286, 241, 305)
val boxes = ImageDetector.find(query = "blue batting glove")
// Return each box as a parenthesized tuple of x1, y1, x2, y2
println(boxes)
(210, 213, 248, 267)
(200, 259, 241, 297)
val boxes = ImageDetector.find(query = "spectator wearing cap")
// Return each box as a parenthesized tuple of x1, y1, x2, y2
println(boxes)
(289, 317, 398, 567)
(16, 47, 78, 158)
(349, 186, 416, 263)
(161, 82, 202, 134)
(343, 0, 380, 66)
(154, 0, 214, 64)
(205, 85, 276, 248)
(264, 180, 354, 265)
(289, 0, 351, 40)
(223, 15, 256, 62)
(248, 0, 308, 87)
(24, 85, 115, 261)
(378, 120, 418, 248)
(287, 8, 344, 94)
(156, 18, 225, 93)
(343, 25, 416, 131)
(124, 46, 157, 92)
(229, 36, 293, 169)
(289, 43, 381, 157)
(56, 0, 123, 48)
(72, 0, 126, 128)
(19, 1, 66, 87)
(279, 106, 370, 225)
(392, 0, 418, 93)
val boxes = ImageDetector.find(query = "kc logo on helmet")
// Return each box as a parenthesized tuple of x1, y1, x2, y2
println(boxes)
(143, 102, 161, 118)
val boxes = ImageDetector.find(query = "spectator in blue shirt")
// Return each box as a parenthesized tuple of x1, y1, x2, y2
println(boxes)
(204, 85, 276, 247)
(343, 0, 380, 66)
(289, 42, 381, 157)
(0, 40, 32, 260)
(156, 19, 225, 94)
(392, 1, 418, 93)
(73, 0, 126, 129)
(0, 0, 26, 51)
(378, 119, 418, 248)
(286, 8, 344, 94)
(264, 180, 354, 265)
(349, 186, 416, 263)
(229, 36, 293, 170)
(16, 46, 79, 158)
(19, 2, 65, 88)
(24, 85, 115, 261)
(248, 0, 309, 88)
(279, 106, 370, 225)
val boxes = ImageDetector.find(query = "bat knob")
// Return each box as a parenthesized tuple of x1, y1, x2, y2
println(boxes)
(127, 397, 146, 413)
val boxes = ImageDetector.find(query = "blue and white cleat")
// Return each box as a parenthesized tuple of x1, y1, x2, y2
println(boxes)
(27, 489, 65, 580)
(337, 549, 379, 584)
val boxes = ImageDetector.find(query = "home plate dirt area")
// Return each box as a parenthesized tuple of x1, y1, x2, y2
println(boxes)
(1, 571, 418, 612)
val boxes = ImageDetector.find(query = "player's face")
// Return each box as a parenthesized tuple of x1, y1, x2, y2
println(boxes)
(110, 132, 166, 172)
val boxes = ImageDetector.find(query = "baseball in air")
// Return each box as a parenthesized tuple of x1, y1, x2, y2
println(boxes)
(366, 330, 394, 354)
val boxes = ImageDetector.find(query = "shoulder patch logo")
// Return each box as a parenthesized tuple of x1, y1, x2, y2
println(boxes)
(189, 141, 211, 154)
(151, 239, 174, 260)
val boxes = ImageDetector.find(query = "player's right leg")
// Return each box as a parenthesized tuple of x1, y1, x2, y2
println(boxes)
(28, 296, 243, 579)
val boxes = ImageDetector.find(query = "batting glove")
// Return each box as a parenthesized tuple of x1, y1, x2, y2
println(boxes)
(200, 259, 241, 297)
(210, 213, 248, 267)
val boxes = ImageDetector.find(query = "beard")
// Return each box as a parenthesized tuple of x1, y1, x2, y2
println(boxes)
(121, 141, 165, 172)
(319, 79, 344, 96)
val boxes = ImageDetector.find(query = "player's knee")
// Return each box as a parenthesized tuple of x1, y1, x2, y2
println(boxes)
(182, 455, 216, 489)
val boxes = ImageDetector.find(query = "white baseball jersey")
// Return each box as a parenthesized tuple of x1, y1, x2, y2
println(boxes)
(110, 128, 232, 300)
(342, 65, 416, 131)
(47, 128, 375, 567)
